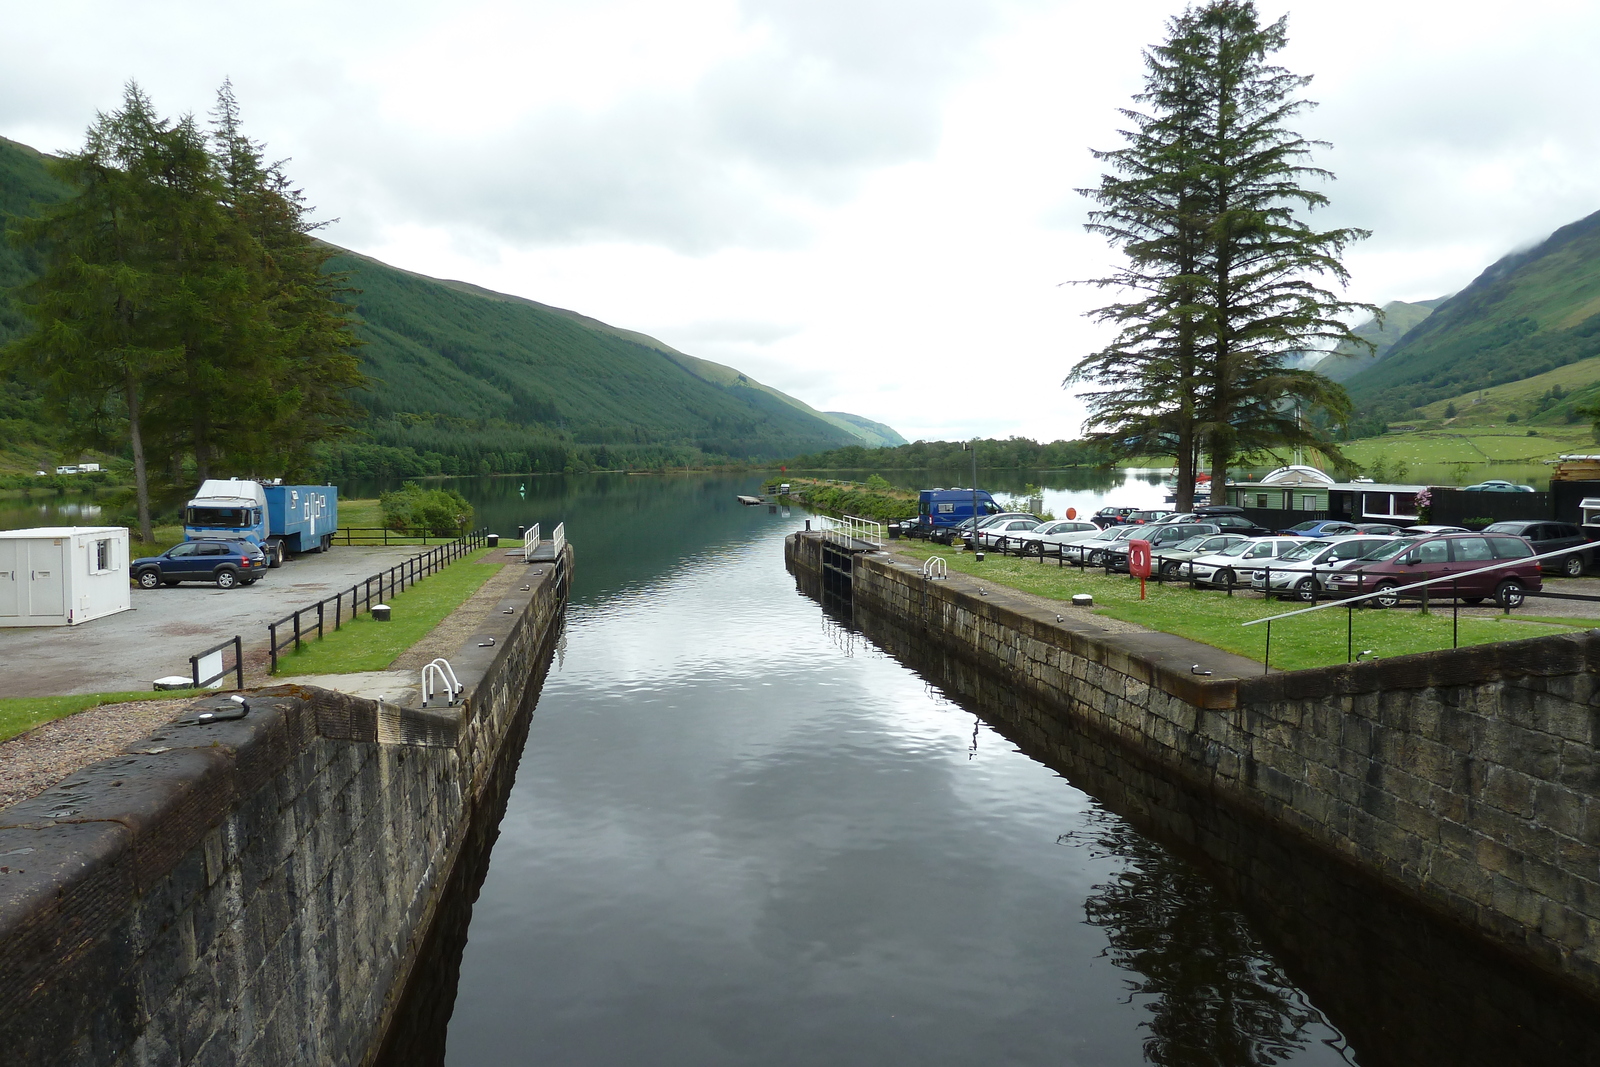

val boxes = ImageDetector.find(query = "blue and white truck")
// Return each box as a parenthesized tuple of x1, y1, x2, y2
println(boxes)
(183, 479, 339, 568)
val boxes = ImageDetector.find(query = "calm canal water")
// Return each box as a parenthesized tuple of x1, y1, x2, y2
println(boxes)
(393, 473, 1599, 1067)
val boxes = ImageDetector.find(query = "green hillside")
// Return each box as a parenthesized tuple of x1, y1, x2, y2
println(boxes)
(0, 133, 901, 476)
(1311, 298, 1443, 383)
(823, 412, 907, 447)
(1346, 209, 1600, 419)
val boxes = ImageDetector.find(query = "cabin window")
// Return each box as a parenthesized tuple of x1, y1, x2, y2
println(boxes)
(1301, 494, 1316, 510)
(1256, 494, 1268, 508)
(90, 539, 113, 574)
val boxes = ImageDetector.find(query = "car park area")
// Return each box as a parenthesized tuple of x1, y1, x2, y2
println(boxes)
(0, 545, 427, 698)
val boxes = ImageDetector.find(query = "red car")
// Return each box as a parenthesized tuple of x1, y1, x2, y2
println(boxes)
(1325, 532, 1542, 608)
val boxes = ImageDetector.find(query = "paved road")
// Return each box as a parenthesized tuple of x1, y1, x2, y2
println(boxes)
(0, 546, 427, 698)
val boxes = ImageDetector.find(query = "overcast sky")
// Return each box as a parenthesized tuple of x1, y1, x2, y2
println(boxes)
(4, 1, 1598, 443)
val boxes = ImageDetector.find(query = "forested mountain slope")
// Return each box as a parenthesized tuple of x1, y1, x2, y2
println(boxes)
(1311, 298, 1443, 383)
(0, 133, 898, 475)
(1346, 208, 1600, 420)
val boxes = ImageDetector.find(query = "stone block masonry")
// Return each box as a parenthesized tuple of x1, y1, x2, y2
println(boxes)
(0, 546, 572, 1066)
(787, 532, 1600, 1002)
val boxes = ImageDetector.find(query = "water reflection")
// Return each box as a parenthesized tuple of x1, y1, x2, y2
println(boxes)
(1073, 813, 1343, 1067)
(836, 590, 1600, 1067)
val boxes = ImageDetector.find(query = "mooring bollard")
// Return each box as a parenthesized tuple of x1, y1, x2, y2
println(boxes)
(487, 533, 500, 548)
(372, 604, 392, 622)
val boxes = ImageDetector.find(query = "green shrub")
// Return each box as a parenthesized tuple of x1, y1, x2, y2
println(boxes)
(380, 481, 473, 535)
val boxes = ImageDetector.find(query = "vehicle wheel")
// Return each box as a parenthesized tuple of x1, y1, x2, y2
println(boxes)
(1495, 580, 1525, 609)
(1372, 580, 1399, 609)
(1216, 568, 1236, 587)
(1160, 560, 1179, 578)
(267, 543, 282, 568)
(1294, 578, 1319, 603)
(136, 568, 162, 590)
(1461, 597, 1484, 606)
(1563, 555, 1585, 578)
(319, 533, 332, 553)
(1087, 550, 1105, 566)
(215, 569, 239, 590)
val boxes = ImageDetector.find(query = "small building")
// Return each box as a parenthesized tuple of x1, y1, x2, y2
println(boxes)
(0, 526, 132, 627)
(1225, 465, 1337, 512)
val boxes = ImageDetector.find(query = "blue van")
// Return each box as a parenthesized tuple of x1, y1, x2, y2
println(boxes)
(916, 488, 1001, 531)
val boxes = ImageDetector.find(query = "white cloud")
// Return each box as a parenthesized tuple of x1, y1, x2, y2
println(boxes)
(3, 0, 1599, 443)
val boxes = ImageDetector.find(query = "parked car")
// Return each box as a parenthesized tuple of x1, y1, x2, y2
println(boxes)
(1402, 525, 1470, 536)
(1101, 523, 1219, 572)
(1249, 536, 1402, 601)
(1462, 480, 1536, 493)
(1353, 523, 1405, 536)
(1480, 520, 1593, 577)
(1153, 533, 1249, 578)
(1327, 532, 1542, 608)
(1011, 519, 1102, 553)
(977, 516, 1042, 549)
(1065, 524, 1143, 565)
(1123, 509, 1173, 525)
(1186, 537, 1313, 588)
(1091, 506, 1139, 528)
(130, 538, 268, 589)
(1279, 519, 1361, 538)
(1324, 534, 1536, 607)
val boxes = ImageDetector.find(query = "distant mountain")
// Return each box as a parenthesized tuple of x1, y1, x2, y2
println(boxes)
(1344, 209, 1600, 419)
(822, 412, 907, 447)
(1311, 298, 1446, 383)
(0, 134, 902, 475)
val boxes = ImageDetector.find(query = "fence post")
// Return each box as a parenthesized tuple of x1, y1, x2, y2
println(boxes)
(233, 635, 244, 689)
(317, 601, 324, 641)
(269, 622, 278, 673)
(293, 610, 302, 652)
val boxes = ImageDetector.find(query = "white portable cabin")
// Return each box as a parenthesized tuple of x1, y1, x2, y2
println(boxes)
(0, 526, 131, 627)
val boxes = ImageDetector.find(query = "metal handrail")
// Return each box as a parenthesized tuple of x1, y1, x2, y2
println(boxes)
(421, 658, 462, 707)
(551, 522, 566, 557)
(190, 635, 244, 689)
(922, 556, 947, 580)
(523, 523, 540, 558)
(820, 514, 884, 548)
(1243, 541, 1589, 627)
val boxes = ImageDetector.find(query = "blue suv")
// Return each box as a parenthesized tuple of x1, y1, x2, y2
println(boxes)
(131, 539, 268, 589)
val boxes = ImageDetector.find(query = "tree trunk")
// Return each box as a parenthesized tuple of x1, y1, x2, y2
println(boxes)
(126, 371, 153, 543)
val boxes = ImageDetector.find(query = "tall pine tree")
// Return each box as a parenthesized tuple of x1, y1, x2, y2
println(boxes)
(4, 81, 367, 539)
(1072, 1, 1373, 506)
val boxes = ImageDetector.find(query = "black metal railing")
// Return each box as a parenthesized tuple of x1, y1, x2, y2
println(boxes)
(331, 526, 472, 546)
(268, 529, 488, 672)
(189, 635, 244, 690)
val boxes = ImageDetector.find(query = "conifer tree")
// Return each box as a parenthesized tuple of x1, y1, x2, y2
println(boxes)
(1071, 1, 1373, 505)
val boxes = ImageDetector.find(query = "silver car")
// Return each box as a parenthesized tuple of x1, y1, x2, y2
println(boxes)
(1065, 525, 1142, 565)
(1249, 536, 1402, 602)
(1186, 537, 1313, 588)
(1011, 519, 1102, 553)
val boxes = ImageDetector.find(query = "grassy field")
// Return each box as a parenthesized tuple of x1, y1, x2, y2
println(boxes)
(895, 544, 1591, 672)
(272, 546, 501, 675)
(0, 688, 206, 744)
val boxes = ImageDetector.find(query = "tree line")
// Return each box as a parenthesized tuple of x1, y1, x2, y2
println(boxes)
(2, 82, 364, 540)
(1070, 1, 1370, 510)
(785, 437, 1107, 471)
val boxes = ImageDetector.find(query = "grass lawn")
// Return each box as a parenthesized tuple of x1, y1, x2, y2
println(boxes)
(895, 544, 1590, 672)
(272, 546, 501, 675)
(0, 688, 206, 744)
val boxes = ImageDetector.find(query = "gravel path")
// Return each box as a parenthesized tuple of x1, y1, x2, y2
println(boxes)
(0, 698, 191, 810)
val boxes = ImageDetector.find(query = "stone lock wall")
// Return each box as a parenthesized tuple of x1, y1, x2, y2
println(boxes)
(787, 532, 1600, 1001)
(0, 547, 571, 1066)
